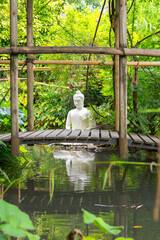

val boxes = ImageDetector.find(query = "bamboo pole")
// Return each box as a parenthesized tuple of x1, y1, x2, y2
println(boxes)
(1, 46, 160, 56)
(27, 0, 34, 131)
(10, 0, 19, 156)
(1, 60, 160, 66)
(115, 0, 120, 132)
(119, 0, 128, 158)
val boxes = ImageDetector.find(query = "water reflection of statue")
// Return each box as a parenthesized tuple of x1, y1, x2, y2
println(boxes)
(66, 90, 96, 130)
(53, 150, 96, 191)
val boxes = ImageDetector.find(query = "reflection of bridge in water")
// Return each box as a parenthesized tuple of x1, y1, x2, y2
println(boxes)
(0, 129, 159, 150)
(3, 178, 156, 215)
(3, 181, 158, 239)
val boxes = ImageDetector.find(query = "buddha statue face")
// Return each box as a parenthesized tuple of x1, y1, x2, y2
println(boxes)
(74, 97, 83, 110)
(73, 91, 84, 110)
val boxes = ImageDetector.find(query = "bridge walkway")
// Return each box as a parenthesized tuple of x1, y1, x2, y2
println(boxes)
(0, 129, 159, 151)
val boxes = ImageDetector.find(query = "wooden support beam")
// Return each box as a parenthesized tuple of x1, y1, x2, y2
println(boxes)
(115, 0, 120, 132)
(10, 0, 19, 156)
(119, 0, 128, 158)
(1, 60, 160, 66)
(0, 46, 160, 57)
(27, 0, 34, 131)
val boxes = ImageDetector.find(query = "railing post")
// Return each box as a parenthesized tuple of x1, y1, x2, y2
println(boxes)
(27, 0, 34, 131)
(119, 0, 128, 158)
(115, 0, 120, 132)
(10, 0, 19, 156)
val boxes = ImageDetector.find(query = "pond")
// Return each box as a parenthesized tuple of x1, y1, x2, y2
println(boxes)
(2, 144, 160, 240)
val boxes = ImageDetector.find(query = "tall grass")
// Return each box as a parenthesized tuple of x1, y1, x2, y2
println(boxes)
(0, 141, 35, 194)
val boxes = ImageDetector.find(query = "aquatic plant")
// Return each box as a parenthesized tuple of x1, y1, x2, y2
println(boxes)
(48, 168, 56, 205)
(0, 200, 39, 240)
(0, 142, 35, 195)
(102, 154, 159, 190)
(82, 209, 123, 235)
(67, 209, 134, 240)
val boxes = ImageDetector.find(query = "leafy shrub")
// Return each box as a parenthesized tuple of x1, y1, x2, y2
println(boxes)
(0, 200, 39, 240)
(34, 86, 74, 129)
(0, 143, 34, 186)
(0, 106, 26, 132)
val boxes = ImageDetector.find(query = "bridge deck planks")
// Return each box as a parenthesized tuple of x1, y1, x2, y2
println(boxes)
(78, 129, 90, 140)
(148, 135, 160, 145)
(35, 130, 55, 140)
(46, 129, 63, 139)
(19, 131, 34, 139)
(0, 133, 11, 141)
(108, 131, 119, 145)
(0, 131, 32, 142)
(110, 131, 119, 139)
(138, 134, 155, 145)
(128, 133, 143, 144)
(90, 129, 100, 140)
(67, 129, 81, 140)
(0, 129, 159, 151)
(55, 129, 72, 140)
(23, 130, 44, 140)
(101, 130, 110, 140)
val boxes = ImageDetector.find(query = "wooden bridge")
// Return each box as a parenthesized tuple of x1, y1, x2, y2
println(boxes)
(0, 129, 159, 151)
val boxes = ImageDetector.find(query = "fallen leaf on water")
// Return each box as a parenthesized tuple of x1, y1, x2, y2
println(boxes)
(136, 204, 143, 209)
(130, 204, 136, 208)
(150, 161, 156, 173)
(133, 226, 142, 228)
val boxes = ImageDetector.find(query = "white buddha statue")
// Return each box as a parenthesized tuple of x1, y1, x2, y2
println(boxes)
(66, 90, 96, 130)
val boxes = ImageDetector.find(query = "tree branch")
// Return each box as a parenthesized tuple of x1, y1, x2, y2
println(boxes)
(127, 29, 133, 48)
(127, 0, 135, 14)
(35, 0, 55, 16)
(0, 88, 11, 106)
(109, 0, 112, 25)
(127, 71, 132, 82)
(134, 30, 160, 48)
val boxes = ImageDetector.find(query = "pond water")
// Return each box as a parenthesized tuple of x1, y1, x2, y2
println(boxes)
(3, 144, 160, 240)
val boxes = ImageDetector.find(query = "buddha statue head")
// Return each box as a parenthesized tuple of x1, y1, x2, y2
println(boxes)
(73, 90, 84, 110)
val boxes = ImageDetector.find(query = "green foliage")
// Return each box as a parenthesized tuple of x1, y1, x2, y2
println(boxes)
(18, 79, 28, 109)
(125, 0, 160, 135)
(0, 78, 28, 131)
(0, 107, 26, 131)
(0, 144, 35, 186)
(127, 66, 160, 135)
(82, 209, 123, 235)
(34, 86, 70, 129)
(83, 237, 134, 240)
(67, 0, 102, 9)
(83, 237, 95, 240)
(95, 102, 115, 126)
(0, 146, 39, 240)
(0, 140, 5, 147)
(115, 238, 134, 240)
(0, 200, 39, 240)
(84, 84, 106, 107)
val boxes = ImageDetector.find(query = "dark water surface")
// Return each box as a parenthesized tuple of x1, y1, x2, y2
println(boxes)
(4, 145, 159, 240)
